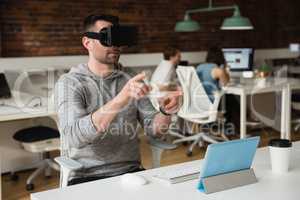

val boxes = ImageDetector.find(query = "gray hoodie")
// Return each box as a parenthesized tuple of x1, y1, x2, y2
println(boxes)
(55, 63, 158, 179)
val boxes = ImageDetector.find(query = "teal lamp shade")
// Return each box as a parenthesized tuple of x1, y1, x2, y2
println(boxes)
(175, 14, 200, 32)
(221, 7, 253, 30)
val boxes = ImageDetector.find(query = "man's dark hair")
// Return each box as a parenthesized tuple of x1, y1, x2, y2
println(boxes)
(206, 46, 226, 66)
(163, 47, 180, 60)
(83, 14, 119, 32)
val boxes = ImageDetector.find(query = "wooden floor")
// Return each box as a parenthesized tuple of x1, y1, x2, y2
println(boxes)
(2, 128, 300, 200)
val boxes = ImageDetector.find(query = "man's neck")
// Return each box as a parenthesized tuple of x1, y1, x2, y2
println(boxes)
(168, 59, 176, 67)
(87, 59, 114, 77)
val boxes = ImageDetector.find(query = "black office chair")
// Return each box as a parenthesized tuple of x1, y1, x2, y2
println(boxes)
(12, 126, 60, 191)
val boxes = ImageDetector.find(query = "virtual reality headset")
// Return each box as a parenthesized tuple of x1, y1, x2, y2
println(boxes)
(83, 25, 138, 47)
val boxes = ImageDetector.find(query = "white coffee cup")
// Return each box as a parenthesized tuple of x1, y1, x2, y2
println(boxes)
(269, 139, 292, 173)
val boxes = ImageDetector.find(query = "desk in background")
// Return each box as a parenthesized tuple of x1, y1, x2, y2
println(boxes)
(0, 91, 56, 124)
(224, 77, 300, 140)
(0, 91, 55, 122)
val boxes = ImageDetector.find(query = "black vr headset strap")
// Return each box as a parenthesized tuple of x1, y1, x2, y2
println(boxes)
(83, 29, 111, 47)
(83, 32, 103, 40)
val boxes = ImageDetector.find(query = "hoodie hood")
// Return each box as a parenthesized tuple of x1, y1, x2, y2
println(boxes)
(69, 63, 124, 81)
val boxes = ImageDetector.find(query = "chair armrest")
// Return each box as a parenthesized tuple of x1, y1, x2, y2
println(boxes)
(148, 136, 177, 150)
(54, 156, 83, 171)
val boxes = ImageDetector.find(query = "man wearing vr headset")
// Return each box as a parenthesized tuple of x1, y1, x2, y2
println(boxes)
(55, 14, 182, 185)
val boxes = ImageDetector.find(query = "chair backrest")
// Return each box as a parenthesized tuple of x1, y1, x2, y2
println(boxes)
(275, 65, 288, 78)
(176, 66, 222, 123)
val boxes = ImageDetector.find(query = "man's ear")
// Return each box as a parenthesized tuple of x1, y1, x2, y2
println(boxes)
(82, 36, 92, 50)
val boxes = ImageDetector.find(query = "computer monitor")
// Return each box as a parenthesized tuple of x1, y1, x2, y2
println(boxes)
(0, 73, 12, 99)
(222, 48, 254, 71)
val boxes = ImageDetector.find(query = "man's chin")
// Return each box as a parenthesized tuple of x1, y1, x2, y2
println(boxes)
(109, 55, 120, 63)
(96, 54, 120, 65)
(104, 58, 120, 66)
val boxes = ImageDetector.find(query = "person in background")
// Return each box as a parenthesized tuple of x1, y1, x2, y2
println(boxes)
(196, 46, 230, 102)
(151, 46, 181, 90)
(196, 46, 242, 136)
(150, 47, 187, 137)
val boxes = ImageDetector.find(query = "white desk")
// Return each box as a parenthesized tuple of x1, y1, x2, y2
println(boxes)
(0, 91, 56, 122)
(31, 142, 300, 200)
(224, 77, 300, 139)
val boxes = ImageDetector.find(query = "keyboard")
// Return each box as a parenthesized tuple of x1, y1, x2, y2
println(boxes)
(152, 164, 200, 184)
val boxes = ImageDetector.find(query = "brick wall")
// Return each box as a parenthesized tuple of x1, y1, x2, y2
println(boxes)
(0, 0, 300, 57)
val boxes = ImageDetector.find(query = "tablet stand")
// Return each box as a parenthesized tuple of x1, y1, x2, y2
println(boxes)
(201, 168, 257, 194)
